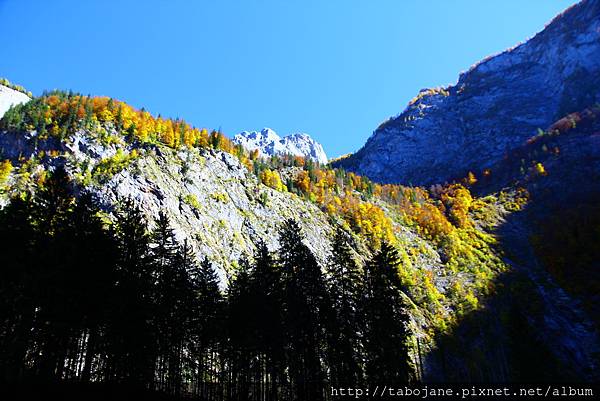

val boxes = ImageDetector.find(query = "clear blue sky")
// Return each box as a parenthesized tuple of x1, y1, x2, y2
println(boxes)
(0, 0, 578, 158)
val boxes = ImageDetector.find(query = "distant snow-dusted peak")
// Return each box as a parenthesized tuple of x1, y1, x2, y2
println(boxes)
(0, 85, 30, 119)
(233, 128, 328, 164)
(239, 127, 280, 143)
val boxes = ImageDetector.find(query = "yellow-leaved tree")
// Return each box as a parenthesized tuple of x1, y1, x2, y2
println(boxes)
(260, 169, 285, 191)
(0, 159, 13, 186)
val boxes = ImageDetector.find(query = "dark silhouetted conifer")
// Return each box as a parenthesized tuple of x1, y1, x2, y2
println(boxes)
(361, 241, 412, 384)
(278, 219, 328, 401)
(326, 228, 364, 386)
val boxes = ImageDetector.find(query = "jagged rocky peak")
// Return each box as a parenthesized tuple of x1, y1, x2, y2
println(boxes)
(335, 0, 600, 186)
(0, 84, 31, 118)
(233, 127, 328, 164)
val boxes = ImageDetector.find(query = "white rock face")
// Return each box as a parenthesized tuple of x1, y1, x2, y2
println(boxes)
(0, 85, 31, 119)
(233, 128, 328, 164)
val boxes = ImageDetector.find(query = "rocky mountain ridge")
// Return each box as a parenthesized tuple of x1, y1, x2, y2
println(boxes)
(233, 127, 328, 164)
(335, 0, 600, 185)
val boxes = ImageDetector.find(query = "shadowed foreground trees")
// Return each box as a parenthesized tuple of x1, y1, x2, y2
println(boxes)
(0, 170, 413, 400)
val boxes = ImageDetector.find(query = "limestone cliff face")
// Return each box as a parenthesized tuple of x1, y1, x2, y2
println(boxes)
(0, 128, 335, 277)
(335, 0, 600, 185)
(0, 85, 30, 119)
